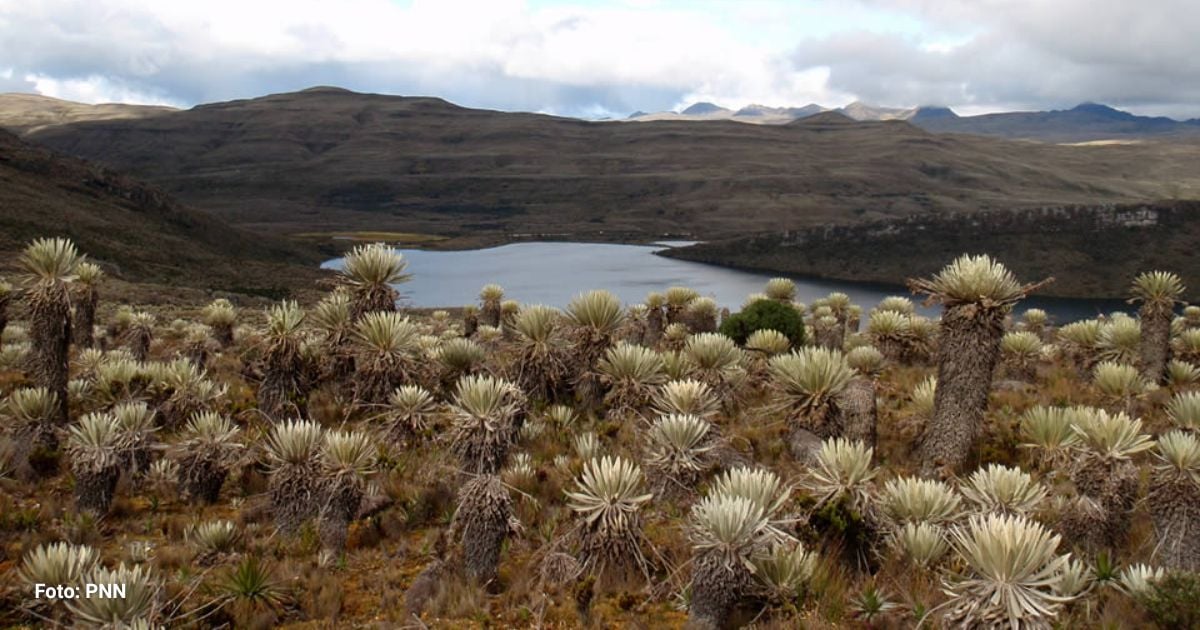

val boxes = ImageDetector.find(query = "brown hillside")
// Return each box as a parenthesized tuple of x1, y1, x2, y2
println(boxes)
(0, 129, 321, 297)
(661, 201, 1200, 300)
(17, 87, 1200, 241)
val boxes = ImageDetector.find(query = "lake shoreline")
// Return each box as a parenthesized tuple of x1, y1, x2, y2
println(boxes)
(323, 241, 1129, 321)
(302, 230, 701, 255)
(315, 230, 1132, 308)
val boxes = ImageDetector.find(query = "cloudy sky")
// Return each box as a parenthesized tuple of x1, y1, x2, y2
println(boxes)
(2, 0, 1198, 119)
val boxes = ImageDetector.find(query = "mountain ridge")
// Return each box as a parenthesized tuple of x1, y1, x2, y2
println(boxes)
(8, 87, 1200, 246)
(625, 99, 1200, 141)
(7, 90, 1199, 141)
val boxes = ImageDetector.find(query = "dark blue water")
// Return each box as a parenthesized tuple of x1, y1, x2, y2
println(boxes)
(321, 242, 1127, 322)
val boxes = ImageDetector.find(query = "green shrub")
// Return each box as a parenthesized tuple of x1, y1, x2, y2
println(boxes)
(720, 299, 806, 346)
(1141, 572, 1200, 629)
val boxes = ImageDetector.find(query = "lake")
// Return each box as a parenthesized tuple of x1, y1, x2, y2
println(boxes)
(321, 241, 1128, 322)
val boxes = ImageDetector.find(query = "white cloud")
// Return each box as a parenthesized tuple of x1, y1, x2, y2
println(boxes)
(0, 67, 36, 93)
(0, 0, 855, 114)
(25, 74, 183, 106)
(814, 0, 1200, 116)
(1, 0, 1198, 118)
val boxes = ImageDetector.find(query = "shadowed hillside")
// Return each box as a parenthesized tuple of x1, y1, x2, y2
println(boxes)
(913, 103, 1200, 142)
(661, 201, 1200, 300)
(14, 87, 1200, 242)
(0, 129, 321, 296)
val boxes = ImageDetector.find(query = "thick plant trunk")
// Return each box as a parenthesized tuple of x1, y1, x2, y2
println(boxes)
(128, 329, 151, 361)
(666, 305, 683, 325)
(179, 452, 229, 503)
(688, 312, 717, 334)
(0, 294, 10, 339)
(1140, 307, 1171, 385)
(1001, 357, 1037, 382)
(788, 427, 824, 465)
(185, 341, 209, 370)
(815, 324, 842, 351)
(14, 419, 60, 480)
(792, 402, 840, 442)
(1067, 457, 1139, 550)
(573, 334, 610, 411)
(30, 293, 71, 426)
(833, 317, 848, 346)
(75, 468, 119, 514)
(685, 550, 750, 630)
(455, 475, 511, 584)
(876, 337, 905, 363)
(917, 304, 1005, 477)
(351, 286, 397, 321)
(836, 377, 878, 448)
(318, 480, 363, 553)
(480, 302, 501, 328)
(463, 311, 478, 338)
(258, 341, 306, 419)
(645, 308, 664, 348)
(315, 336, 355, 399)
(1149, 473, 1200, 571)
(124, 443, 152, 477)
(269, 462, 320, 534)
(212, 323, 234, 348)
(72, 287, 98, 348)
(514, 349, 557, 403)
(354, 358, 413, 406)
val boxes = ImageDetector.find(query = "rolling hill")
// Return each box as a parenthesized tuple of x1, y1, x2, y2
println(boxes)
(0, 93, 175, 134)
(9, 87, 1200, 245)
(0, 128, 321, 297)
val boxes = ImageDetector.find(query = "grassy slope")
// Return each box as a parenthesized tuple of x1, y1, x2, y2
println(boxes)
(18, 87, 1200, 241)
(0, 93, 175, 134)
(0, 129, 324, 299)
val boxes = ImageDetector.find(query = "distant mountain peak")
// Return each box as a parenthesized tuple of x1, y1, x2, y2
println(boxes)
(734, 104, 770, 116)
(299, 85, 355, 94)
(681, 102, 728, 115)
(793, 110, 856, 125)
(839, 101, 916, 121)
(1068, 102, 1133, 119)
(790, 104, 826, 116)
(911, 106, 959, 121)
(1071, 101, 1115, 112)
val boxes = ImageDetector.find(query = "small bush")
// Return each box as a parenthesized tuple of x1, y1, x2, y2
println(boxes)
(720, 299, 806, 346)
(1141, 572, 1200, 629)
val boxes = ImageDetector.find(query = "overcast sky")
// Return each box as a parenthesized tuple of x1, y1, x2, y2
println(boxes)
(2, 0, 1198, 119)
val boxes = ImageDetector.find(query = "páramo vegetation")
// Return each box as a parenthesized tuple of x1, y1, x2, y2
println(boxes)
(0, 238, 1198, 628)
